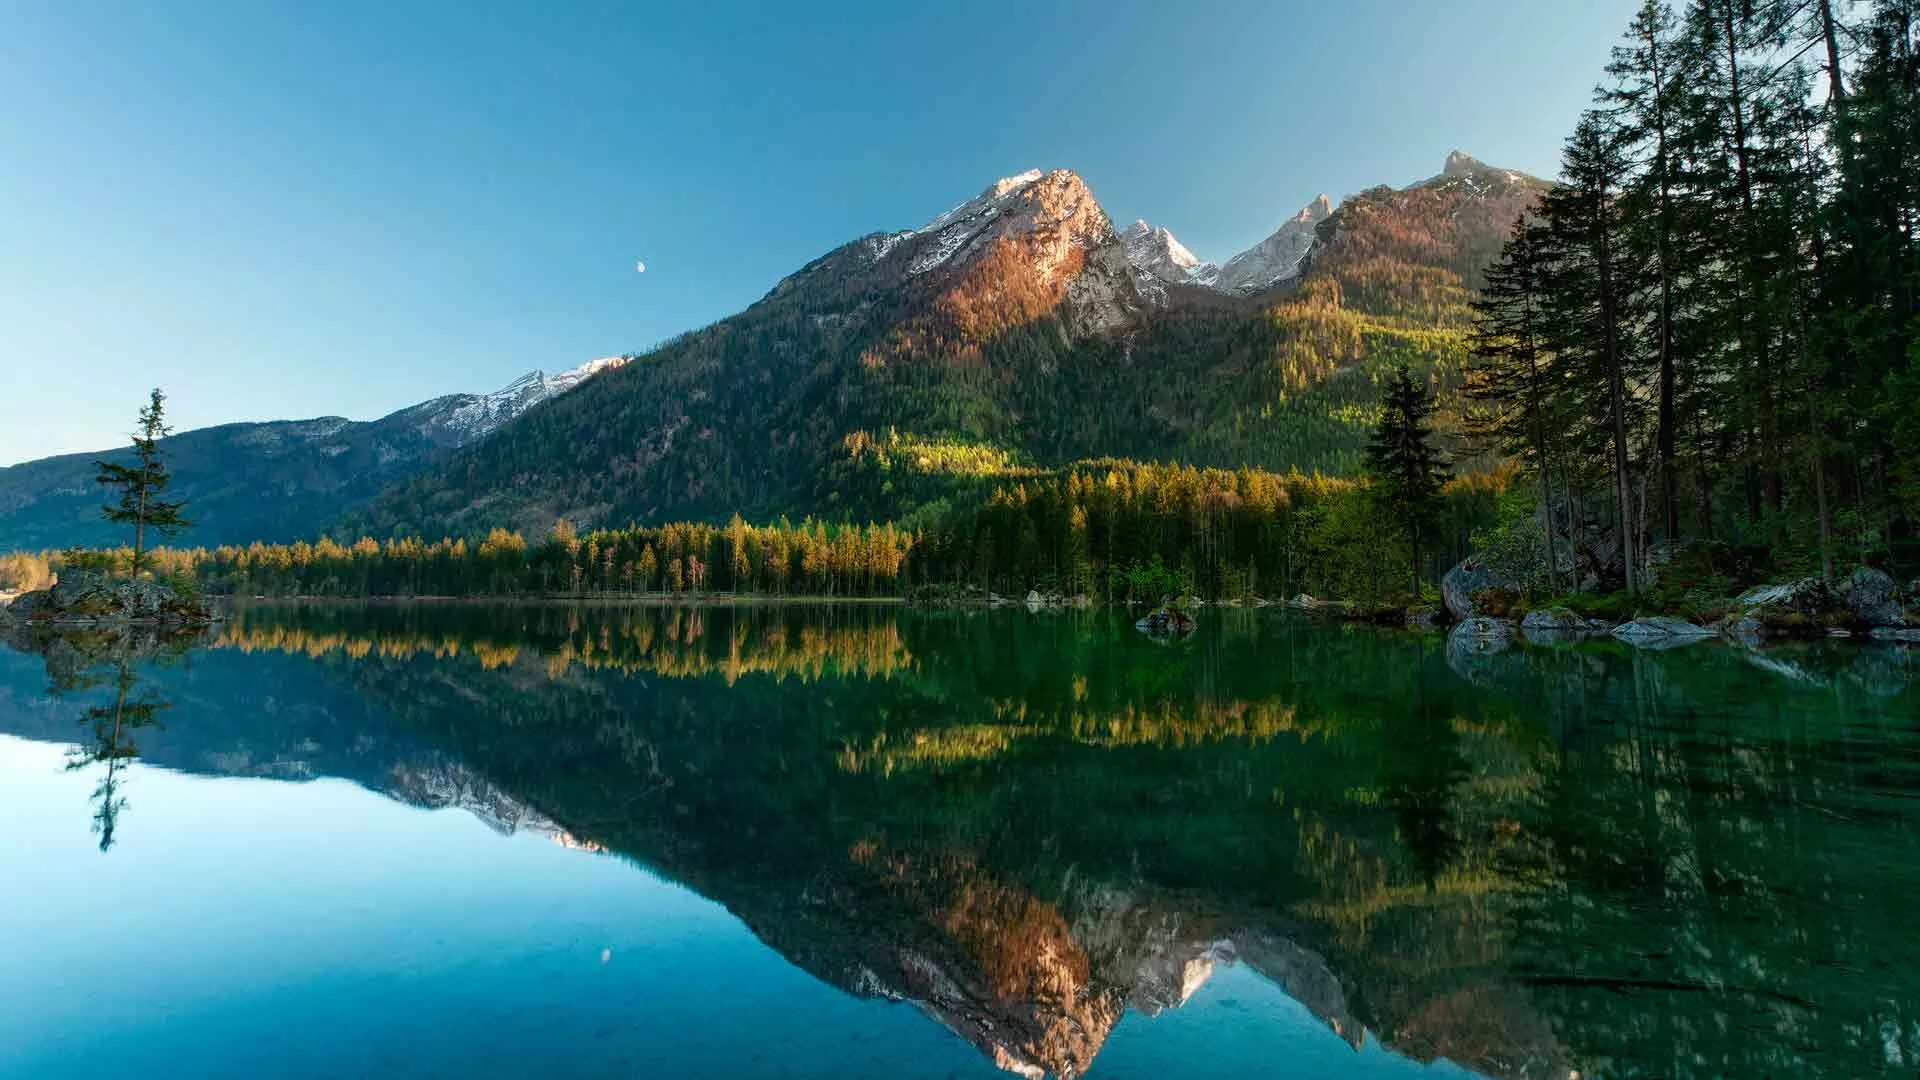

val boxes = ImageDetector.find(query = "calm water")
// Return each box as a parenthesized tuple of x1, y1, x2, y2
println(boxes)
(3, 605, 1918, 1079)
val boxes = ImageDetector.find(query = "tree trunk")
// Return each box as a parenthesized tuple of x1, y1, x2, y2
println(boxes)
(1596, 203, 1639, 595)
(1645, 15, 1681, 542)
(1537, 449, 1561, 594)
(1818, 0, 1847, 104)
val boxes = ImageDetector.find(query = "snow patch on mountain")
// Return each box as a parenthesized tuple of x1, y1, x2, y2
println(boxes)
(427, 356, 631, 443)
(907, 169, 1049, 276)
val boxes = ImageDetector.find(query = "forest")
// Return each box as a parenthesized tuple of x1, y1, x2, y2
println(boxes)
(1465, 0, 1920, 596)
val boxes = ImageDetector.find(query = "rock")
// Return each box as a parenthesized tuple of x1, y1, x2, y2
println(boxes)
(1735, 578, 1833, 616)
(1447, 619, 1515, 675)
(1286, 594, 1316, 610)
(1134, 607, 1196, 636)
(1449, 616, 1514, 644)
(1025, 589, 1043, 608)
(1721, 616, 1766, 646)
(1839, 566, 1903, 627)
(1405, 605, 1441, 632)
(1519, 608, 1584, 632)
(7, 570, 213, 626)
(1518, 607, 1609, 645)
(1442, 557, 1517, 621)
(1611, 617, 1716, 649)
(1869, 627, 1920, 643)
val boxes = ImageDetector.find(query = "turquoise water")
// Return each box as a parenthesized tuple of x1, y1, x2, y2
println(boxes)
(2, 604, 1917, 1078)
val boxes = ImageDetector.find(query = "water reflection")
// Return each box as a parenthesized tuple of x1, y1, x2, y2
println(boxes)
(4, 603, 1918, 1078)
(11, 625, 196, 851)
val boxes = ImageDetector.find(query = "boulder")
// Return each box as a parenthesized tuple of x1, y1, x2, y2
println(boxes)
(1720, 616, 1766, 646)
(1405, 605, 1441, 632)
(1286, 594, 1316, 611)
(1734, 578, 1833, 616)
(1869, 627, 1920, 643)
(1519, 608, 1584, 632)
(1611, 616, 1715, 649)
(1839, 566, 1904, 627)
(1442, 557, 1517, 621)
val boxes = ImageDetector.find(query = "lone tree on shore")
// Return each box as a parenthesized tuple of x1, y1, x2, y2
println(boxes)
(1366, 365, 1451, 596)
(96, 389, 191, 576)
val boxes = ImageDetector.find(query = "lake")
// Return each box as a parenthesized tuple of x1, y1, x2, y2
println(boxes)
(2, 603, 1918, 1078)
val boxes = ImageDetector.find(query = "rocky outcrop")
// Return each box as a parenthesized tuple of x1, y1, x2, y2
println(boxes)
(1442, 557, 1518, 621)
(1120, 219, 1218, 305)
(1213, 195, 1333, 296)
(5, 570, 214, 625)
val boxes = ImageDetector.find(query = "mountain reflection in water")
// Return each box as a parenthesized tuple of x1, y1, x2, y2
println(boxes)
(4, 603, 1918, 1078)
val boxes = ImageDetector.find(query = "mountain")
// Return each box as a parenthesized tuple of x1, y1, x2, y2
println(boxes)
(0, 357, 627, 549)
(1212, 194, 1333, 295)
(340, 153, 1547, 538)
(1121, 219, 1218, 303)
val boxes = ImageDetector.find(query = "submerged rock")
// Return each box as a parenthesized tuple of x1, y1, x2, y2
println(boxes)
(1134, 608, 1196, 636)
(1612, 616, 1715, 649)
(1449, 616, 1515, 648)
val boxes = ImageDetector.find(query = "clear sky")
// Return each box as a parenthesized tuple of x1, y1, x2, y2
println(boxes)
(0, 0, 1641, 465)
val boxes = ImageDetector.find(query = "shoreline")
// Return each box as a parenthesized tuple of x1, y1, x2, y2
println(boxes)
(220, 592, 907, 608)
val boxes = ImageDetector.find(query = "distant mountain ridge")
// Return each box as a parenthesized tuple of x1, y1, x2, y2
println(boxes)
(340, 150, 1547, 538)
(0, 151, 1547, 548)
(0, 357, 627, 548)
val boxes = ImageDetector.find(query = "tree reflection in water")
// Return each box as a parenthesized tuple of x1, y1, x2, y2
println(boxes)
(4, 603, 1917, 1077)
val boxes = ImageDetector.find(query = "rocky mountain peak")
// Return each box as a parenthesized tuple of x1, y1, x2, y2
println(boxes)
(1443, 150, 1488, 177)
(1418, 152, 1550, 200)
(1213, 193, 1336, 297)
(1122, 219, 1220, 304)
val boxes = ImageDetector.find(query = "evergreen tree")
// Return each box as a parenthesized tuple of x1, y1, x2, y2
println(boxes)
(1539, 113, 1648, 593)
(95, 389, 190, 575)
(1468, 218, 1565, 590)
(1366, 365, 1453, 595)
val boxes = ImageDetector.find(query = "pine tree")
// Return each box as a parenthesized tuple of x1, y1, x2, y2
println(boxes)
(95, 389, 191, 576)
(1540, 113, 1648, 593)
(1366, 365, 1452, 595)
(1607, 0, 1687, 540)
(1468, 218, 1565, 590)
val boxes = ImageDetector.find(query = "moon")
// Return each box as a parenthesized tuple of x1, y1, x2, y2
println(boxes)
(634, 260, 647, 274)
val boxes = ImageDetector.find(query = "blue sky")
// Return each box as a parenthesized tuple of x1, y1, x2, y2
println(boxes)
(0, 0, 1640, 465)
